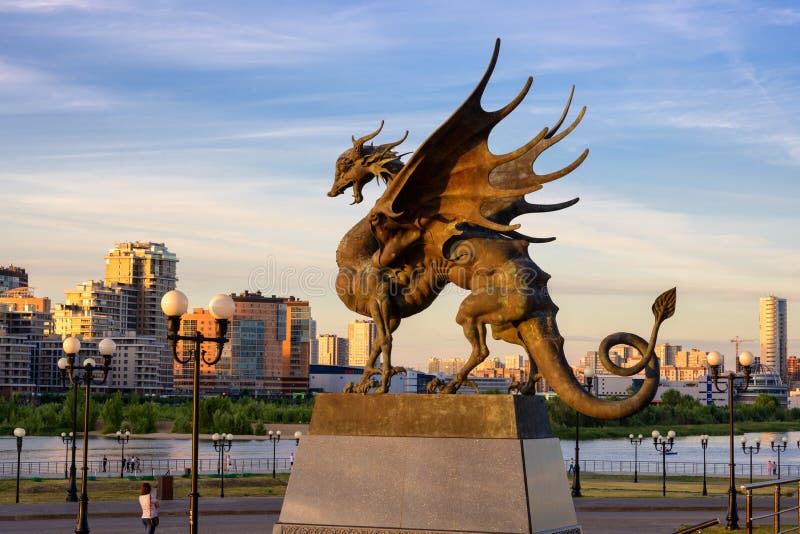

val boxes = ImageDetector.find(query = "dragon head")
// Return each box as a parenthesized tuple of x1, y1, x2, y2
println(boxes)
(328, 120, 408, 204)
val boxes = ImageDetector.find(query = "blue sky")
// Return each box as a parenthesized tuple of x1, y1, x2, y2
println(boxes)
(1, 0, 798, 368)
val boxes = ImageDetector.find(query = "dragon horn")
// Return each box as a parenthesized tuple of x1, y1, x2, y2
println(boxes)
(376, 130, 409, 153)
(352, 120, 385, 151)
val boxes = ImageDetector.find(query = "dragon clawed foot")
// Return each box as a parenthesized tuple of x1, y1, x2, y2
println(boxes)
(440, 378, 480, 394)
(518, 373, 542, 396)
(355, 379, 380, 394)
(387, 366, 406, 378)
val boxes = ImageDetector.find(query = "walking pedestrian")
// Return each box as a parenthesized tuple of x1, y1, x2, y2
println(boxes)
(138, 482, 160, 534)
(568, 458, 574, 474)
(102, 456, 108, 473)
(290, 452, 294, 468)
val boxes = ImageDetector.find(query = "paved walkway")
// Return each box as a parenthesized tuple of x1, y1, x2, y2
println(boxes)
(0, 495, 786, 533)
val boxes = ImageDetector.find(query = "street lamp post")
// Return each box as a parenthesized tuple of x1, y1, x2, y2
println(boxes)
(771, 437, 787, 480)
(700, 434, 709, 496)
(740, 437, 760, 484)
(162, 290, 235, 534)
(628, 433, 643, 483)
(57, 336, 115, 534)
(61, 337, 82, 503)
(652, 430, 676, 496)
(708, 349, 754, 530)
(571, 366, 594, 498)
(60, 432, 74, 480)
(268, 430, 281, 479)
(14, 427, 26, 503)
(115, 429, 130, 478)
(212, 433, 233, 498)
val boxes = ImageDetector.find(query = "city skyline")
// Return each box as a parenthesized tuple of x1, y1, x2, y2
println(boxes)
(1, 1, 799, 368)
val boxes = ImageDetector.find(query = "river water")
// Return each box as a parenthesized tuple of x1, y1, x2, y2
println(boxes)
(2, 429, 799, 478)
(0, 435, 300, 465)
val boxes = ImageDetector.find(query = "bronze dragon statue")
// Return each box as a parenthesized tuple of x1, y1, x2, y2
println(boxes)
(328, 39, 676, 419)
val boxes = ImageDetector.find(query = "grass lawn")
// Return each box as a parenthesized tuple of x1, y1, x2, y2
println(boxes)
(0, 474, 288, 505)
(578, 473, 799, 499)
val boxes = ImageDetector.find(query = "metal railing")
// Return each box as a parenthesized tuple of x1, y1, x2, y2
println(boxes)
(566, 459, 800, 478)
(673, 518, 719, 534)
(0, 457, 294, 479)
(741, 476, 800, 534)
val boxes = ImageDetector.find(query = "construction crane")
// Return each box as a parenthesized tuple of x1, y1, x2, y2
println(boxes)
(731, 336, 756, 371)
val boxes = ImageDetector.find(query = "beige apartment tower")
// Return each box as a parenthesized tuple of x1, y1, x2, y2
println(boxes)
(760, 295, 788, 380)
(105, 242, 178, 391)
(347, 319, 377, 368)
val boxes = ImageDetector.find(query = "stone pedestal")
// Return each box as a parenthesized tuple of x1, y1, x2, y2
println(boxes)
(274, 394, 580, 534)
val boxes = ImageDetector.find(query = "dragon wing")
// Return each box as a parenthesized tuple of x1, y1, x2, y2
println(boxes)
(372, 39, 588, 254)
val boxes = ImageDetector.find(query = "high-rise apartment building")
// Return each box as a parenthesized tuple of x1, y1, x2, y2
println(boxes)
(336, 337, 349, 366)
(309, 319, 317, 366)
(0, 304, 36, 395)
(0, 289, 63, 393)
(655, 343, 682, 367)
(760, 296, 788, 380)
(52, 280, 137, 339)
(317, 334, 350, 366)
(505, 354, 525, 370)
(426, 357, 467, 376)
(0, 265, 28, 293)
(347, 320, 377, 367)
(315, 334, 333, 365)
(674, 349, 708, 368)
(282, 297, 311, 393)
(105, 242, 177, 390)
(106, 332, 163, 395)
(172, 307, 219, 393)
(174, 292, 312, 396)
(105, 241, 177, 335)
(787, 355, 799, 386)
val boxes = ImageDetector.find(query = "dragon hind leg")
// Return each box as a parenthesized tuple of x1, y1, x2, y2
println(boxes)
(442, 299, 491, 394)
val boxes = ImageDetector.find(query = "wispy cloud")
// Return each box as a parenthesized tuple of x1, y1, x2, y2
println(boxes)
(758, 7, 800, 26)
(0, 57, 115, 113)
(0, 0, 102, 11)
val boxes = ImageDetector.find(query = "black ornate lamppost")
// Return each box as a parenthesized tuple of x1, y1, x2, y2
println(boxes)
(571, 366, 595, 498)
(700, 434, 709, 496)
(628, 433, 643, 483)
(14, 427, 26, 503)
(60, 431, 74, 480)
(161, 290, 235, 534)
(740, 436, 760, 484)
(770, 436, 788, 480)
(212, 433, 233, 498)
(652, 429, 676, 496)
(115, 429, 130, 478)
(61, 337, 81, 502)
(707, 349, 754, 530)
(268, 429, 281, 479)
(57, 336, 116, 534)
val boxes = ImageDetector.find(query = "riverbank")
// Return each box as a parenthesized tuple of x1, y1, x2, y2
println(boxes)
(74, 419, 800, 442)
(552, 420, 800, 440)
(87, 422, 310, 440)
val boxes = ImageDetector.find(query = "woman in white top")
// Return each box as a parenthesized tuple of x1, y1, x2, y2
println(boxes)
(139, 482, 160, 533)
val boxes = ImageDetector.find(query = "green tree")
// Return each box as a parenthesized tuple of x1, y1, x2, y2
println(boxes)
(755, 394, 780, 410)
(660, 389, 682, 406)
(123, 402, 159, 433)
(102, 391, 125, 432)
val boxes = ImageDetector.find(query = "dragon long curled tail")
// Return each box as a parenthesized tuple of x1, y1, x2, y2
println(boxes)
(519, 288, 676, 420)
